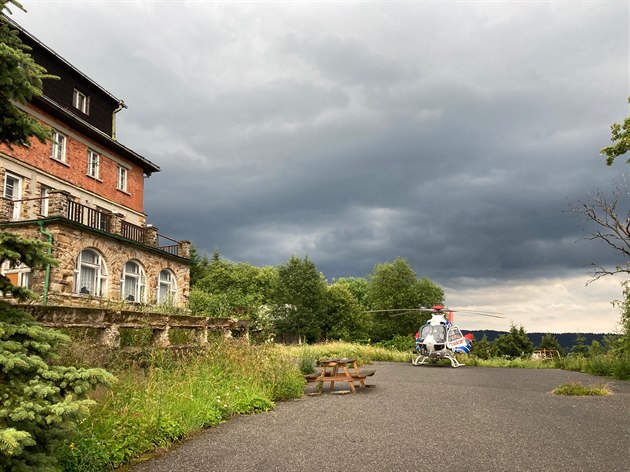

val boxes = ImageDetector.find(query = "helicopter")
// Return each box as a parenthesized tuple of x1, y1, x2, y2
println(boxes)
(367, 305, 504, 368)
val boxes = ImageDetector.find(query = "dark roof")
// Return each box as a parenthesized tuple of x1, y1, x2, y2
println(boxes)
(4, 15, 121, 104)
(5, 16, 160, 176)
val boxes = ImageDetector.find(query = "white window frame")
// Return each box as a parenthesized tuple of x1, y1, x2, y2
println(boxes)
(74, 249, 108, 297)
(50, 130, 67, 162)
(73, 88, 89, 114)
(121, 260, 146, 303)
(1, 261, 32, 290)
(3, 172, 22, 221)
(87, 150, 100, 179)
(157, 269, 177, 305)
(117, 166, 128, 192)
(40, 185, 51, 217)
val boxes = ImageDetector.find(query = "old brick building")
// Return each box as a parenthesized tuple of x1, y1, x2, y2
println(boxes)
(0, 18, 191, 308)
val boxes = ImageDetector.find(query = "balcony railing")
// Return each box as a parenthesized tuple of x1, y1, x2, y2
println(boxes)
(68, 200, 111, 232)
(1, 194, 190, 258)
(121, 220, 146, 244)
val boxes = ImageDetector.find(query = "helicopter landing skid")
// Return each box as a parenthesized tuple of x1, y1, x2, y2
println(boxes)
(412, 353, 464, 368)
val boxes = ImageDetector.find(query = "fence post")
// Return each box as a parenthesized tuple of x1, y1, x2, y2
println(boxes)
(152, 326, 170, 348)
(194, 326, 209, 346)
(109, 212, 124, 236)
(98, 325, 121, 348)
(178, 240, 191, 258)
(144, 225, 159, 247)
(48, 191, 71, 217)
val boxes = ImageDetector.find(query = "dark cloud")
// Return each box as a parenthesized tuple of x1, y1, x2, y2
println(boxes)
(11, 2, 629, 331)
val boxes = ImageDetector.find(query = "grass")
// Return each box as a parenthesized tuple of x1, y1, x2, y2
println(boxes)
(552, 381, 612, 396)
(56, 340, 304, 471)
(562, 353, 630, 381)
(281, 341, 412, 372)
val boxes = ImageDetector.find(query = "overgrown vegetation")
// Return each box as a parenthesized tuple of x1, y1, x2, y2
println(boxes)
(56, 340, 304, 471)
(0, 232, 115, 471)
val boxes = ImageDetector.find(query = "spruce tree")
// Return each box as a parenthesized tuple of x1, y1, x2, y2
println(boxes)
(0, 233, 115, 471)
(1, 4, 113, 469)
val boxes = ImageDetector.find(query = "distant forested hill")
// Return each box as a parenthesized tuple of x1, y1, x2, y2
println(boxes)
(465, 330, 611, 351)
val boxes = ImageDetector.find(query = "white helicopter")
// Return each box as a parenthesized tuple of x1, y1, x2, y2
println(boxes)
(369, 305, 504, 367)
(413, 305, 505, 367)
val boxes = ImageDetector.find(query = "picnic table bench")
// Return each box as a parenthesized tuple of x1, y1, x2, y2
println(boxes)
(304, 357, 375, 393)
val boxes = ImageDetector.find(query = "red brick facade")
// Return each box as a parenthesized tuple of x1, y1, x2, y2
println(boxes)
(0, 105, 144, 213)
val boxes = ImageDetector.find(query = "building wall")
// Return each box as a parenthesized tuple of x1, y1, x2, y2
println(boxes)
(0, 104, 145, 215)
(8, 222, 190, 308)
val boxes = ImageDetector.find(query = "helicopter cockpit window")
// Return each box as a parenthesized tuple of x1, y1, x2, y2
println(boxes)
(431, 325, 446, 342)
(419, 325, 432, 341)
(448, 327, 463, 342)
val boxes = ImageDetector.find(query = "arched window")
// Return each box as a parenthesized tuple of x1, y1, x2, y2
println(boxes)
(121, 260, 146, 303)
(75, 249, 107, 296)
(157, 269, 177, 305)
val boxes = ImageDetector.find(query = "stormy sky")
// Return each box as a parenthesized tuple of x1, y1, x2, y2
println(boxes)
(11, 1, 630, 333)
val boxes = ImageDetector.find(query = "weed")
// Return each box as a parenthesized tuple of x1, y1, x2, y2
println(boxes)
(552, 381, 612, 396)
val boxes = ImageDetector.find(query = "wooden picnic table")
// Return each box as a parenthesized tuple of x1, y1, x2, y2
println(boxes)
(305, 357, 375, 393)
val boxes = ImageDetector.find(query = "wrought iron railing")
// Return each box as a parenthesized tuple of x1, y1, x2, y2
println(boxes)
(158, 233, 180, 255)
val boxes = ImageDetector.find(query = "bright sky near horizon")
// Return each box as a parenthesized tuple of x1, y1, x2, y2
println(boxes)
(10, 1, 630, 333)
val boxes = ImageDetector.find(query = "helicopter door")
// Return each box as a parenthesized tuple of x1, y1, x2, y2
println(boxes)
(446, 326, 464, 347)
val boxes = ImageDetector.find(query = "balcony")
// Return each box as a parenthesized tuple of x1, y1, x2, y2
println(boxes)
(1, 192, 190, 258)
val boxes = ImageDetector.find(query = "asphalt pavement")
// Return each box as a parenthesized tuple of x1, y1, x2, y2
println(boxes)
(129, 362, 630, 472)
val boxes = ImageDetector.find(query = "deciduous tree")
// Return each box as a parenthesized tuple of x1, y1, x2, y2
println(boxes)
(366, 258, 444, 341)
(600, 96, 630, 166)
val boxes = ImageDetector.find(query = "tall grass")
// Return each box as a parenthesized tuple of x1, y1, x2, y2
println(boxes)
(562, 353, 630, 380)
(57, 340, 304, 471)
(281, 341, 412, 369)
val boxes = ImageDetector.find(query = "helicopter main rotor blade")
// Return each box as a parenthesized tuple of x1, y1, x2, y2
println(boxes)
(363, 308, 426, 313)
(390, 311, 425, 318)
(453, 311, 505, 319)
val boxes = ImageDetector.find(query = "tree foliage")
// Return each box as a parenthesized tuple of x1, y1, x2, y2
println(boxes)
(538, 332, 564, 355)
(0, 0, 55, 147)
(366, 257, 444, 341)
(471, 334, 498, 360)
(323, 284, 371, 342)
(494, 325, 534, 359)
(0, 232, 114, 470)
(271, 256, 328, 342)
(600, 96, 630, 166)
(190, 251, 276, 319)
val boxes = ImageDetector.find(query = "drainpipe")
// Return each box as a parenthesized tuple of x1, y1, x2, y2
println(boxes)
(37, 221, 53, 305)
(111, 100, 127, 140)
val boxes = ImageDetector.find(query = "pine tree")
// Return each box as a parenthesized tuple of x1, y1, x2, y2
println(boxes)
(1, 4, 113, 469)
(0, 233, 115, 470)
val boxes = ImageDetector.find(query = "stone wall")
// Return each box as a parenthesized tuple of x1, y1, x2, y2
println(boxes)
(4, 221, 190, 308)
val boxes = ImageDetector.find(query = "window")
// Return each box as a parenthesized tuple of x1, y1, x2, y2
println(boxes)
(117, 166, 127, 192)
(157, 269, 177, 305)
(74, 249, 107, 296)
(1, 261, 32, 290)
(3, 172, 22, 221)
(40, 185, 51, 216)
(121, 260, 146, 303)
(73, 88, 89, 114)
(50, 130, 66, 162)
(87, 150, 100, 178)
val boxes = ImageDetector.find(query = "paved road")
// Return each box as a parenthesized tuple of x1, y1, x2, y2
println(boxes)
(129, 363, 630, 472)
